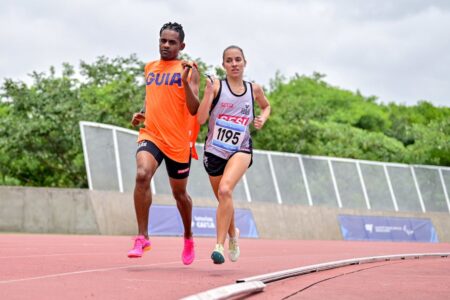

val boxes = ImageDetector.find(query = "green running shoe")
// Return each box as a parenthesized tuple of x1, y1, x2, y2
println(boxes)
(211, 244, 225, 264)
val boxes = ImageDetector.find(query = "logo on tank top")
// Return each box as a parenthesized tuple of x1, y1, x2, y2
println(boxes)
(241, 104, 251, 115)
(221, 102, 234, 108)
(218, 114, 249, 125)
(146, 72, 182, 87)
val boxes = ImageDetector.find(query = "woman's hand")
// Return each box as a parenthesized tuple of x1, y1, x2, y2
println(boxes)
(254, 115, 266, 130)
(204, 73, 215, 93)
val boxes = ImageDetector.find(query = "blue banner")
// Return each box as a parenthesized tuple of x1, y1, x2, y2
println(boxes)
(338, 215, 438, 242)
(149, 205, 259, 238)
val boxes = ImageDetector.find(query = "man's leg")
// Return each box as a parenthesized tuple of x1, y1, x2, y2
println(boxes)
(128, 150, 158, 258)
(169, 177, 195, 265)
(134, 151, 158, 238)
(169, 177, 193, 239)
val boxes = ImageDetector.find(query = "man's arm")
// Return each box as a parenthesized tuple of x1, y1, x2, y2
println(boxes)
(131, 98, 146, 126)
(132, 66, 147, 126)
(181, 62, 200, 115)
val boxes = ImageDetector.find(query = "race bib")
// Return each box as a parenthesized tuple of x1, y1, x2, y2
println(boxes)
(212, 119, 246, 152)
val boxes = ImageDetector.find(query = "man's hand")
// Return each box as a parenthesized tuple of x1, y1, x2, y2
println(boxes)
(131, 112, 145, 126)
(181, 61, 192, 85)
(181, 60, 200, 115)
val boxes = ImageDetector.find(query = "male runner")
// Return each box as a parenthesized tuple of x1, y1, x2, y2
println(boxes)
(128, 22, 200, 266)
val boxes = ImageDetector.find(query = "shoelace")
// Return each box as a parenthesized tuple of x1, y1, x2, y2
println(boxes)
(229, 237, 238, 249)
(133, 238, 145, 248)
(215, 244, 224, 253)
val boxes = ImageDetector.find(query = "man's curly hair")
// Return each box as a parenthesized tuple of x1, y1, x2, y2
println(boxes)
(160, 22, 185, 42)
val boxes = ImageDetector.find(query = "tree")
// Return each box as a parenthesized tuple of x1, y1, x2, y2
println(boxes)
(1, 57, 448, 188)
(259, 73, 449, 165)
(0, 54, 220, 187)
(0, 65, 85, 186)
(0, 55, 147, 187)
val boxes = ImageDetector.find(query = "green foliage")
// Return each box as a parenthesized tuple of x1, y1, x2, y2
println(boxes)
(1, 56, 448, 188)
(256, 73, 449, 166)
(404, 119, 450, 166)
(0, 66, 86, 186)
(79, 55, 145, 128)
(0, 55, 146, 187)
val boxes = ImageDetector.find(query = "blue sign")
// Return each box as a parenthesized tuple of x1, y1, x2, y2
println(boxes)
(149, 205, 259, 238)
(338, 215, 438, 243)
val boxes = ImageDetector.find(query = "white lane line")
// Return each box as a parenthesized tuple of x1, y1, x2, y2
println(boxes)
(0, 259, 210, 284)
(0, 252, 124, 259)
(123, 278, 182, 283)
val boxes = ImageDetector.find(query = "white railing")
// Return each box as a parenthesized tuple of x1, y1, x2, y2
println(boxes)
(80, 121, 450, 213)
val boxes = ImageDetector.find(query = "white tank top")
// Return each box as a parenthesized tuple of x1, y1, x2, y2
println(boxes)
(204, 79, 254, 159)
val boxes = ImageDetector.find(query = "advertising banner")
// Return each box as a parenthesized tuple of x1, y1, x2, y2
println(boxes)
(338, 215, 438, 242)
(149, 205, 259, 238)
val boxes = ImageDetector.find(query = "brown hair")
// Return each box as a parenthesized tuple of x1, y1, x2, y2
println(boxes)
(222, 45, 246, 62)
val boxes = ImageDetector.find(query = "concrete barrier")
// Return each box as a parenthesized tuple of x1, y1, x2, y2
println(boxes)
(1, 186, 450, 242)
(0, 186, 98, 234)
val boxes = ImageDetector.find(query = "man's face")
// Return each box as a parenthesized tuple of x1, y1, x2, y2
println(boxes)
(159, 29, 185, 60)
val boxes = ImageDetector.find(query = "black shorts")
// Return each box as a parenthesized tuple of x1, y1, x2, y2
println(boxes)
(203, 151, 252, 177)
(136, 140, 191, 179)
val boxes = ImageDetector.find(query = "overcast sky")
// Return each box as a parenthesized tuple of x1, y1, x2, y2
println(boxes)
(1, 0, 449, 106)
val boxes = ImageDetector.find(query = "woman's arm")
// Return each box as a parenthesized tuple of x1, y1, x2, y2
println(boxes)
(252, 83, 271, 130)
(197, 75, 218, 125)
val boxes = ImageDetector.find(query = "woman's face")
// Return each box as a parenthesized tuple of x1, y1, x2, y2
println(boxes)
(222, 48, 246, 78)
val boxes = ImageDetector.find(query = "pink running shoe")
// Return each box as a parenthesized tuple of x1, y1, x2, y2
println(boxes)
(182, 237, 195, 265)
(127, 235, 151, 258)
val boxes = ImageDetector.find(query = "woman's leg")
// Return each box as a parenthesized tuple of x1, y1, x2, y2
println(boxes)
(208, 176, 237, 239)
(215, 152, 251, 246)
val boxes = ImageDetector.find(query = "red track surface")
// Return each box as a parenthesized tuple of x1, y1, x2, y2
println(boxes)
(1, 234, 449, 299)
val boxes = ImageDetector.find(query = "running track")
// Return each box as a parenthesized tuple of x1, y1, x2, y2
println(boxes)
(1, 234, 449, 299)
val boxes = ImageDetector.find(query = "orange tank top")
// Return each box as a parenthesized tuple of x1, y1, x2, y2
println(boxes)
(138, 60, 199, 163)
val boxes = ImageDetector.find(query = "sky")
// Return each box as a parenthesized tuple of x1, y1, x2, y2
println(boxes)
(1, 0, 449, 107)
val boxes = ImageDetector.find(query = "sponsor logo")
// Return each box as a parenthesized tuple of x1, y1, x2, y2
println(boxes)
(221, 102, 234, 108)
(192, 216, 215, 229)
(138, 141, 147, 148)
(218, 114, 249, 125)
(364, 223, 414, 236)
(241, 104, 251, 115)
(403, 225, 414, 235)
(146, 72, 182, 87)
(177, 167, 190, 174)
